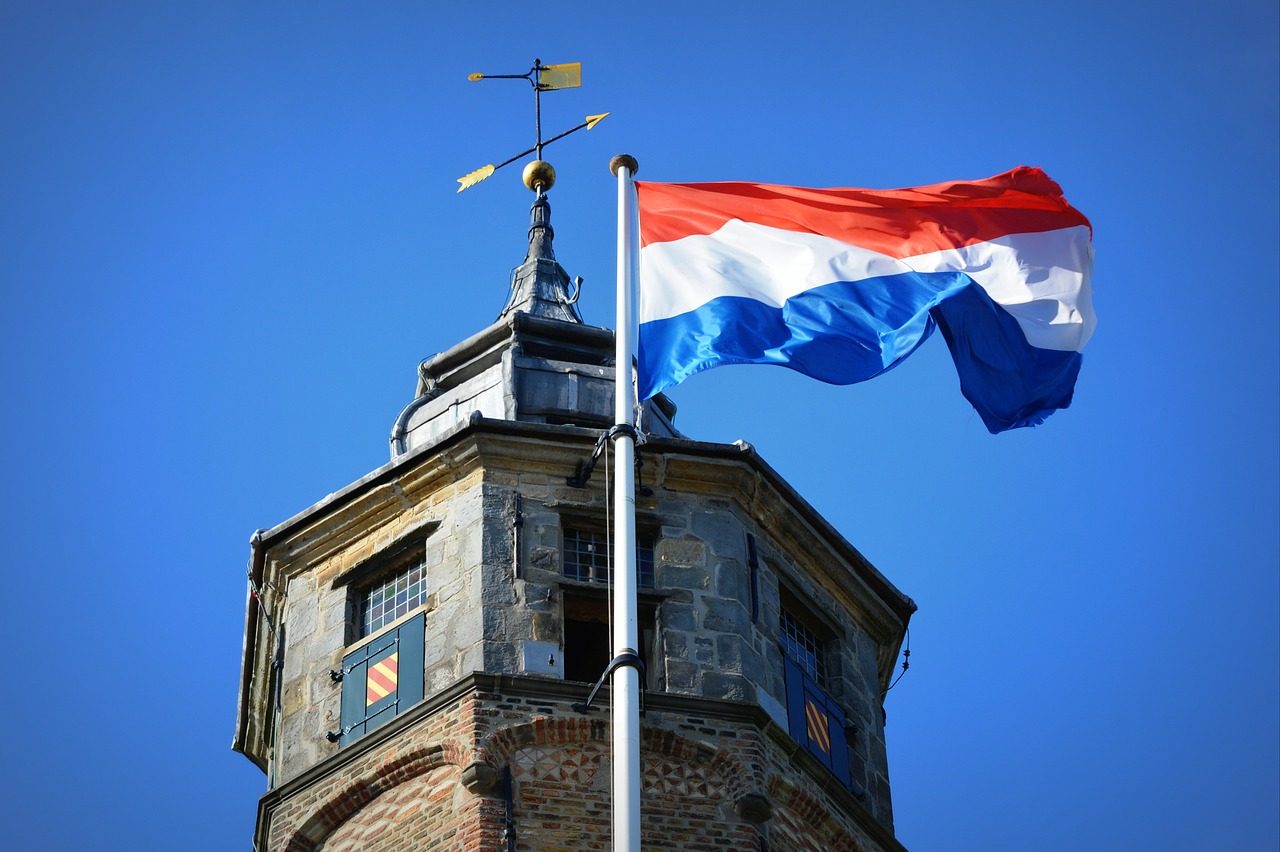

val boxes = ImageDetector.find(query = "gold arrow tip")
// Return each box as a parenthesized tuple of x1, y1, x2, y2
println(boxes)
(467, 72, 484, 81)
(457, 164, 496, 192)
(585, 112, 610, 130)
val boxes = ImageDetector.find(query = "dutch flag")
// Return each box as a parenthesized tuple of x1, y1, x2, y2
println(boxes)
(635, 167, 1095, 433)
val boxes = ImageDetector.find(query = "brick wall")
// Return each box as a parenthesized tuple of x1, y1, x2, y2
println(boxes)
(259, 678, 899, 852)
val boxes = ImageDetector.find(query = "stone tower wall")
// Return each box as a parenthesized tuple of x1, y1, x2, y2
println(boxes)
(242, 423, 911, 850)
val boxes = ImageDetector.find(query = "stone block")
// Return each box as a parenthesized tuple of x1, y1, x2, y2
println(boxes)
(702, 596, 750, 635)
(482, 605, 506, 637)
(733, 793, 772, 824)
(460, 642, 484, 674)
(531, 611, 559, 642)
(481, 485, 509, 519)
(320, 589, 348, 637)
(520, 640, 563, 678)
(461, 761, 500, 795)
(480, 519, 513, 566)
(659, 536, 706, 567)
(715, 634, 743, 672)
(483, 640, 518, 673)
(691, 510, 742, 558)
(758, 688, 788, 731)
(529, 546, 557, 574)
(849, 747, 867, 788)
(423, 542, 445, 569)
(281, 676, 308, 718)
(517, 475, 550, 499)
(714, 560, 749, 605)
(694, 636, 714, 663)
(664, 658, 697, 691)
(660, 602, 697, 631)
(702, 671, 754, 702)
(658, 563, 710, 591)
(436, 575, 464, 606)
(662, 630, 688, 659)
(480, 562, 516, 606)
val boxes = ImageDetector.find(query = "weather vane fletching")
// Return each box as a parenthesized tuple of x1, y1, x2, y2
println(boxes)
(457, 164, 496, 193)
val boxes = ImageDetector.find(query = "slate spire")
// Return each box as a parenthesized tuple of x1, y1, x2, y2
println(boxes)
(498, 191, 583, 323)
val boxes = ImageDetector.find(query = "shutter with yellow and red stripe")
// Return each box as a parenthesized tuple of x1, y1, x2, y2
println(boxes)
(339, 613, 424, 747)
(783, 656, 851, 788)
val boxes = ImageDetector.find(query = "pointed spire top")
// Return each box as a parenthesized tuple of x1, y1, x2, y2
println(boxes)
(498, 191, 582, 322)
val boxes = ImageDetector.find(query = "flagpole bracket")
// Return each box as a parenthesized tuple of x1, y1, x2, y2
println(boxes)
(571, 651, 646, 714)
(566, 424, 641, 488)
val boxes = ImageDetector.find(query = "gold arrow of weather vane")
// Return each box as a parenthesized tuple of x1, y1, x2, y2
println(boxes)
(457, 60, 609, 193)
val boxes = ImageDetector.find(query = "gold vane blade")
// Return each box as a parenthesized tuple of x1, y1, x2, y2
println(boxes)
(540, 62, 581, 90)
(456, 164, 495, 192)
(584, 112, 610, 130)
(467, 72, 484, 81)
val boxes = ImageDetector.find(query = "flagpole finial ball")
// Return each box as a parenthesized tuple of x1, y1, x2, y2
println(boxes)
(610, 154, 639, 177)
(522, 160, 556, 192)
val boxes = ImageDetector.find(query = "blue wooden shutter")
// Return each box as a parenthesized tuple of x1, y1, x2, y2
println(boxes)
(339, 614, 424, 747)
(782, 654, 852, 789)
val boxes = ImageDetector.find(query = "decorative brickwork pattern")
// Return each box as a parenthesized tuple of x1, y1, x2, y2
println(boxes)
(259, 679, 899, 851)
(511, 744, 603, 785)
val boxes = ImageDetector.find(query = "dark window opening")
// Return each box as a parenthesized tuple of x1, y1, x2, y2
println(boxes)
(562, 591, 654, 688)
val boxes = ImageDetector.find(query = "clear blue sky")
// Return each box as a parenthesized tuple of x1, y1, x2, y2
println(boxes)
(2, 2, 1275, 849)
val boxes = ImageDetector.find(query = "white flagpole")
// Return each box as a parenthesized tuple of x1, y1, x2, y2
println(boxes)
(609, 153, 641, 852)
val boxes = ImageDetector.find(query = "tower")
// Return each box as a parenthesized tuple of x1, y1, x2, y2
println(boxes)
(233, 177, 916, 850)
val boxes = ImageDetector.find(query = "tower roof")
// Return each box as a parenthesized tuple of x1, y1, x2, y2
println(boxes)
(390, 190, 680, 457)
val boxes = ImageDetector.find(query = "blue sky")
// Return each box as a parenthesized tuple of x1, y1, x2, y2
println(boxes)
(2, 2, 1276, 849)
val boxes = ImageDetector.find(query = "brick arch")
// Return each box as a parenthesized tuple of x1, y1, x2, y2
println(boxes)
(281, 738, 472, 852)
(482, 717, 764, 803)
(766, 774, 869, 852)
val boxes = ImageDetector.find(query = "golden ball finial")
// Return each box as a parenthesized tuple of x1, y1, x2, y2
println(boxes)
(522, 160, 556, 192)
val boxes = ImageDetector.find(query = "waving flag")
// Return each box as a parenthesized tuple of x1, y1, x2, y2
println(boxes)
(634, 167, 1094, 433)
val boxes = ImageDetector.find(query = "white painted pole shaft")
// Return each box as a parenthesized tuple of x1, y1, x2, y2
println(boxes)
(612, 160, 641, 852)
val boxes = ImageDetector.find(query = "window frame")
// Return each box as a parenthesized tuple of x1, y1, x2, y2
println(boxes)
(330, 523, 437, 645)
(559, 519, 656, 589)
(777, 587, 852, 787)
(328, 524, 437, 747)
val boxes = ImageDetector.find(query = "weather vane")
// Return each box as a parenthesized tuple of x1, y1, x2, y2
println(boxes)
(457, 59, 609, 193)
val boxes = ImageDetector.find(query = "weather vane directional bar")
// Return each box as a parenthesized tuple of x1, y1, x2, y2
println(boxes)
(458, 59, 609, 193)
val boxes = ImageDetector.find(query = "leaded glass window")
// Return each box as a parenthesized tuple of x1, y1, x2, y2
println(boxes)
(361, 562, 427, 637)
(563, 526, 655, 588)
(780, 606, 827, 688)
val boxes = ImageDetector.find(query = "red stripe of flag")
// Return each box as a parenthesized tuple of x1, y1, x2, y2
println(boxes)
(636, 167, 1090, 256)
